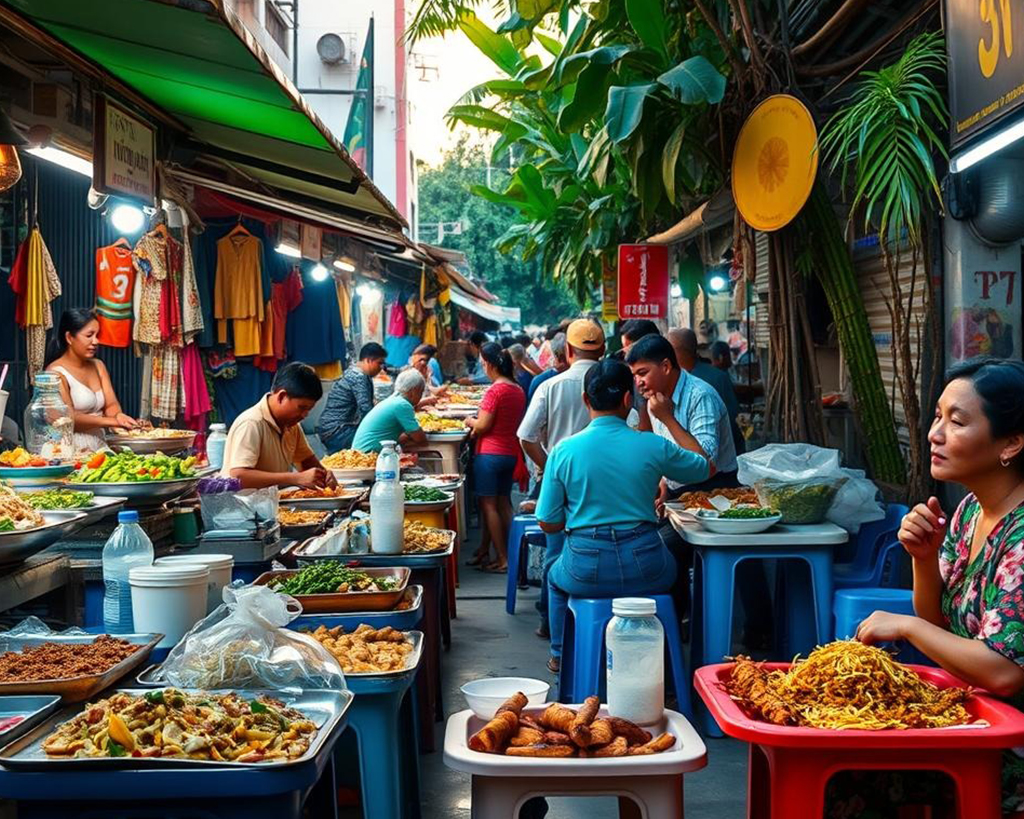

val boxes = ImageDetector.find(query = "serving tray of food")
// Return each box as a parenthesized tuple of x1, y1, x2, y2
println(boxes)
(0, 633, 162, 702)
(277, 508, 334, 539)
(0, 695, 62, 747)
(305, 626, 423, 677)
(253, 564, 411, 613)
(105, 428, 197, 455)
(278, 485, 367, 511)
(0, 687, 353, 769)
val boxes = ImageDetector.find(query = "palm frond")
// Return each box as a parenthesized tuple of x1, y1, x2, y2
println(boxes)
(406, 0, 505, 42)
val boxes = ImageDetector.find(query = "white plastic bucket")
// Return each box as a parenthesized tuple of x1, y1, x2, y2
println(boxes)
(129, 564, 210, 648)
(155, 554, 234, 613)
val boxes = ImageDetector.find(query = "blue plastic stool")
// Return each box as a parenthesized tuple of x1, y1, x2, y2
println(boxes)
(833, 587, 933, 665)
(834, 503, 909, 589)
(557, 595, 692, 719)
(505, 515, 543, 614)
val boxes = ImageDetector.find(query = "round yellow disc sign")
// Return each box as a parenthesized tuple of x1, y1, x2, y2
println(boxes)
(731, 94, 819, 232)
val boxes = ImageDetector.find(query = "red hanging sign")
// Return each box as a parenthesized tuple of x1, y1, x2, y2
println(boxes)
(617, 244, 669, 320)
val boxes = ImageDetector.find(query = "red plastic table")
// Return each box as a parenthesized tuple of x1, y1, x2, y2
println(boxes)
(695, 663, 1024, 819)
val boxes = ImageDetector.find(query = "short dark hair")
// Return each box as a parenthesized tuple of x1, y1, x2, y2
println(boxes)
(584, 359, 634, 411)
(945, 357, 1024, 439)
(710, 341, 732, 363)
(469, 331, 488, 348)
(621, 319, 660, 344)
(359, 342, 387, 361)
(413, 344, 437, 358)
(545, 325, 561, 340)
(272, 362, 323, 400)
(515, 333, 531, 348)
(626, 333, 679, 371)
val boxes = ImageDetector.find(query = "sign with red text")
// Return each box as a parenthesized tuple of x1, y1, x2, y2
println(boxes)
(617, 244, 669, 320)
(92, 96, 155, 204)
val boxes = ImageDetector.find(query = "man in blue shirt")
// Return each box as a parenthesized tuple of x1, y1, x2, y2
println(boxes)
(317, 342, 387, 453)
(457, 330, 492, 386)
(352, 369, 428, 452)
(536, 358, 711, 672)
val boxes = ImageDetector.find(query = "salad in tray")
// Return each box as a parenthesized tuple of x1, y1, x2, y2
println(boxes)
(71, 451, 198, 484)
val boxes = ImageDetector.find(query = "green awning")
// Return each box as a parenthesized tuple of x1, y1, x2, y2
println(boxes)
(0, 0, 405, 230)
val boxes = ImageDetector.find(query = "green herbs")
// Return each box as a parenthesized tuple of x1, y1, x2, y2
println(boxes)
(249, 700, 268, 714)
(72, 451, 197, 484)
(755, 479, 843, 524)
(23, 489, 94, 510)
(403, 484, 449, 503)
(719, 507, 778, 519)
(0, 518, 14, 533)
(269, 562, 399, 596)
(143, 690, 164, 705)
(106, 740, 127, 757)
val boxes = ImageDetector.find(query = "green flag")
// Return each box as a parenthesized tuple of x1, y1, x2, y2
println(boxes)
(344, 19, 373, 174)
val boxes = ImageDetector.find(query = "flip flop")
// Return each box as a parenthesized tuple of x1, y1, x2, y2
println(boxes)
(465, 554, 487, 567)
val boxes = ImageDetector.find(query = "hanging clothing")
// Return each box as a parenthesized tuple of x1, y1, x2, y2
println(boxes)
(211, 361, 274, 428)
(358, 288, 384, 345)
(206, 350, 238, 379)
(272, 268, 304, 360)
(387, 299, 407, 337)
(151, 344, 181, 420)
(179, 228, 203, 343)
(132, 230, 184, 347)
(8, 237, 28, 327)
(336, 278, 351, 332)
(16, 227, 62, 378)
(214, 232, 264, 349)
(285, 267, 346, 366)
(95, 241, 136, 347)
(181, 343, 211, 424)
(313, 361, 342, 379)
(422, 312, 440, 347)
(254, 301, 277, 372)
(50, 365, 107, 452)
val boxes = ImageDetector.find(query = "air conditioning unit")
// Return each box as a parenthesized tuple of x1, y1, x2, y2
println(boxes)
(374, 85, 388, 109)
(316, 32, 357, 65)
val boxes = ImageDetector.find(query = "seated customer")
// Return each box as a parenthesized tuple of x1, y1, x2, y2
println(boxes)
(536, 359, 710, 673)
(222, 362, 337, 490)
(317, 342, 387, 453)
(352, 369, 428, 453)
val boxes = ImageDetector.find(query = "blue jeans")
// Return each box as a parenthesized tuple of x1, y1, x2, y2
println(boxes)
(536, 531, 565, 623)
(548, 523, 676, 658)
(319, 424, 356, 454)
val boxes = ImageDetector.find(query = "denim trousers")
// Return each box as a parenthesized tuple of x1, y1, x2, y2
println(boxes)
(547, 523, 676, 658)
(319, 424, 356, 454)
(536, 530, 565, 622)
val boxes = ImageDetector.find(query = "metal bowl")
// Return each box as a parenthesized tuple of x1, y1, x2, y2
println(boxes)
(63, 478, 198, 508)
(104, 432, 196, 456)
(0, 511, 89, 565)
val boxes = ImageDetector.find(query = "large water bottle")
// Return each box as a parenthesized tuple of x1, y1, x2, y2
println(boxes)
(606, 597, 665, 725)
(370, 440, 404, 554)
(206, 423, 228, 470)
(102, 510, 154, 634)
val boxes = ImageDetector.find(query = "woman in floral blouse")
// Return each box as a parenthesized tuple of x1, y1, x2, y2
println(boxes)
(854, 357, 1024, 816)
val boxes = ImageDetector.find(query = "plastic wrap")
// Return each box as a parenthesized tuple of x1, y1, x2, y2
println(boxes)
(200, 487, 279, 531)
(0, 616, 88, 647)
(304, 517, 370, 556)
(151, 584, 346, 690)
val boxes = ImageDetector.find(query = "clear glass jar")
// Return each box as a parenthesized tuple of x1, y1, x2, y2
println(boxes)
(25, 372, 74, 461)
(606, 597, 665, 725)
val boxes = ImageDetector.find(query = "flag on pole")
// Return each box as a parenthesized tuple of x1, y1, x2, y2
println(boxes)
(343, 18, 373, 173)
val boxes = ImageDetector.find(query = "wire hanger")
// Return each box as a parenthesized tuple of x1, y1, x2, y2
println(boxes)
(228, 213, 251, 238)
(111, 236, 132, 249)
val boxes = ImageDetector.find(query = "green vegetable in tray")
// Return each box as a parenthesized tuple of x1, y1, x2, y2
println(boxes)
(754, 478, 845, 524)
(23, 488, 94, 510)
(0, 518, 14, 533)
(106, 740, 127, 757)
(719, 507, 778, 519)
(71, 451, 197, 484)
(269, 562, 398, 595)
(403, 484, 449, 503)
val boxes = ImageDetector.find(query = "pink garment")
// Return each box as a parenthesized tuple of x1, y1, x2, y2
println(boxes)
(387, 300, 407, 337)
(181, 343, 211, 424)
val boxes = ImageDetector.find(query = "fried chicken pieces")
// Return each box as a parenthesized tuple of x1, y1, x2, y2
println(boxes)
(468, 693, 676, 758)
(310, 624, 413, 674)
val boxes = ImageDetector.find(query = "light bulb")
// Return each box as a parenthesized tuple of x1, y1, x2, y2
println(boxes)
(275, 242, 302, 258)
(110, 204, 145, 234)
(670, 283, 682, 298)
(709, 275, 727, 292)
(333, 258, 356, 272)
(311, 263, 330, 282)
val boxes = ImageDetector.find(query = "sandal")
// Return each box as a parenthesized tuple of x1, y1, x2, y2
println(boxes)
(465, 553, 488, 567)
(547, 656, 560, 674)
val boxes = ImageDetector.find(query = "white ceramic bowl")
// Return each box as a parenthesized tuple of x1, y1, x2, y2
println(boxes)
(696, 509, 782, 534)
(461, 676, 550, 719)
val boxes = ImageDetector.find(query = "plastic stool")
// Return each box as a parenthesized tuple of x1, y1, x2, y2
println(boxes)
(505, 515, 542, 614)
(834, 503, 909, 589)
(557, 595, 692, 719)
(833, 587, 932, 665)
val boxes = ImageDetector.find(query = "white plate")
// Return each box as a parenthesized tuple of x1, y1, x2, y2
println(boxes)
(695, 510, 782, 534)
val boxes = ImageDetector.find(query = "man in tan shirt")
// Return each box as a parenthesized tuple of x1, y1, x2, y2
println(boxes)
(221, 362, 336, 490)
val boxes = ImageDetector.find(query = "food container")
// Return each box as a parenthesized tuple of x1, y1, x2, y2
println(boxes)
(0, 695, 61, 746)
(252, 566, 411, 613)
(753, 478, 845, 524)
(105, 431, 197, 455)
(460, 677, 550, 720)
(0, 633, 161, 702)
(0, 510, 89, 566)
(154, 553, 233, 613)
(64, 477, 199, 507)
(0, 464, 75, 490)
(129, 565, 210, 648)
(695, 510, 783, 534)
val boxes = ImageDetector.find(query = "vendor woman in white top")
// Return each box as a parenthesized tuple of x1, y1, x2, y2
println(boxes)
(45, 308, 140, 451)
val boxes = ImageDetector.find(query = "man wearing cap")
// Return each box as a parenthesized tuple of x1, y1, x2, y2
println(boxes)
(518, 317, 605, 639)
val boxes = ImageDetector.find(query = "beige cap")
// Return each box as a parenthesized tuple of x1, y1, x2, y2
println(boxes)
(566, 318, 605, 351)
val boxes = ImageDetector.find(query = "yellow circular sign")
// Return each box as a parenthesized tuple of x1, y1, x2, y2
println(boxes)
(731, 94, 819, 232)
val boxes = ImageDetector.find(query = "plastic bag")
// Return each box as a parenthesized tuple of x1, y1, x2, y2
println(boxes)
(0, 616, 89, 650)
(738, 444, 883, 530)
(151, 583, 346, 691)
(200, 487, 279, 531)
(304, 517, 370, 556)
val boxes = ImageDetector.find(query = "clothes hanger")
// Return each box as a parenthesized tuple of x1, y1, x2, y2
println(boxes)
(227, 214, 251, 238)
(111, 237, 132, 249)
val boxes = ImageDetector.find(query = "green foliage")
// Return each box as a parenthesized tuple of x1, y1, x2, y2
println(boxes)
(418, 135, 580, 325)
(819, 31, 948, 249)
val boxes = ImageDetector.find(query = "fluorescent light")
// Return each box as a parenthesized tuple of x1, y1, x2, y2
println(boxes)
(333, 259, 356, 273)
(311, 263, 330, 282)
(26, 146, 92, 177)
(275, 242, 301, 258)
(670, 283, 682, 298)
(709, 275, 727, 292)
(951, 117, 1024, 173)
(109, 204, 144, 234)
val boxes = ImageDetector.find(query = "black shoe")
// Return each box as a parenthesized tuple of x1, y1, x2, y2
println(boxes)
(535, 623, 550, 639)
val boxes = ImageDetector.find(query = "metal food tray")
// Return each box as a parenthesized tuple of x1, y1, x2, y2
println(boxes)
(0, 511, 89, 566)
(0, 633, 162, 702)
(278, 508, 334, 540)
(64, 477, 198, 506)
(0, 696, 62, 746)
(0, 687, 353, 770)
(291, 528, 456, 567)
(253, 565, 411, 612)
(329, 467, 376, 481)
(287, 585, 424, 631)
(105, 432, 196, 455)
(403, 490, 455, 513)
(277, 489, 367, 512)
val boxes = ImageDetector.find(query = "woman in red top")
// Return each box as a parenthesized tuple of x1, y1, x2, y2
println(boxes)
(465, 342, 526, 572)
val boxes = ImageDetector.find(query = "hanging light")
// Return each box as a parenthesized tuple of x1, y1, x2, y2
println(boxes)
(670, 283, 682, 298)
(0, 107, 27, 194)
(25, 145, 92, 177)
(311, 263, 330, 282)
(109, 204, 145, 234)
(275, 241, 302, 258)
(709, 275, 727, 292)
(333, 257, 356, 273)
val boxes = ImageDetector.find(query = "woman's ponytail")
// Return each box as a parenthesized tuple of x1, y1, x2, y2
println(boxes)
(481, 342, 514, 379)
(44, 309, 98, 368)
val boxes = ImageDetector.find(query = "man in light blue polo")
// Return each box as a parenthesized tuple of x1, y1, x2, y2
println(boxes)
(536, 358, 711, 673)
(352, 369, 428, 453)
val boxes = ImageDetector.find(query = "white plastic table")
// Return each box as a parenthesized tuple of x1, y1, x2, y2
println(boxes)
(444, 706, 707, 819)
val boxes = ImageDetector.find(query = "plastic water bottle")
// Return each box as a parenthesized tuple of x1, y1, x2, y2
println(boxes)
(606, 597, 665, 725)
(370, 441, 404, 554)
(102, 511, 154, 634)
(206, 423, 228, 470)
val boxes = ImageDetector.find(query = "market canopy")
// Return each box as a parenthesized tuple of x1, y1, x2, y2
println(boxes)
(448, 285, 521, 326)
(0, 0, 406, 231)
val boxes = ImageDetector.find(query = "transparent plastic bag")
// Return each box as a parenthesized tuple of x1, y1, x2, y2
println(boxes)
(151, 584, 346, 691)
(753, 477, 847, 524)
(200, 487, 279, 530)
(0, 616, 89, 650)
